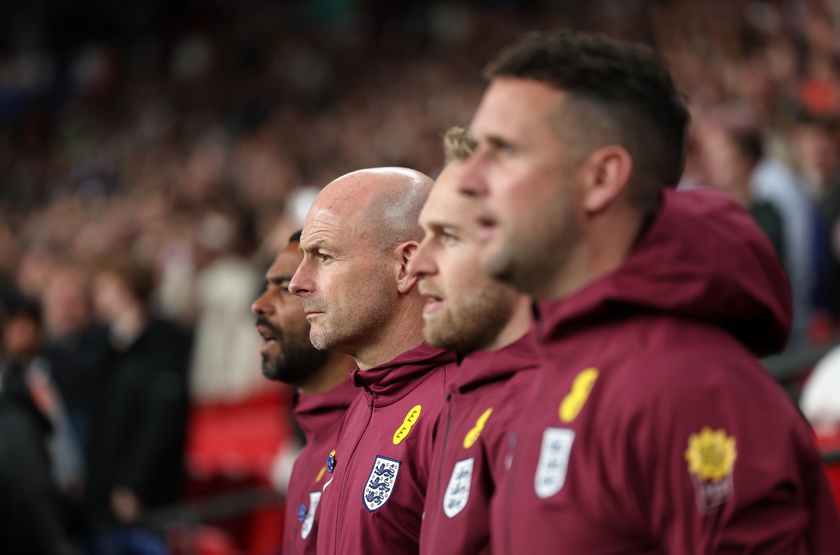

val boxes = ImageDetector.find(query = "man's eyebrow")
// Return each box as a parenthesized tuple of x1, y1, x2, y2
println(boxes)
(423, 217, 460, 233)
(300, 239, 326, 253)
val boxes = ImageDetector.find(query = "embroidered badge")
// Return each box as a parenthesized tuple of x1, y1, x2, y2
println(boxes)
(464, 408, 493, 449)
(684, 427, 737, 514)
(393, 405, 422, 445)
(559, 368, 599, 423)
(443, 457, 474, 518)
(363, 456, 400, 511)
(300, 491, 322, 539)
(534, 427, 575, 499)
(326, 450, 336, 473)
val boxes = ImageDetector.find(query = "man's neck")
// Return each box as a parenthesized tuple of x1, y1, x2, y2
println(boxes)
(353, 301, 426, 371)
(543, 204, 648, 300)
(484, 295, 533, 351)
(297, 353, 357, 396)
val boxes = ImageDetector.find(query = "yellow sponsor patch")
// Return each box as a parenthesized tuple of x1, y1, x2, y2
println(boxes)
(393, 405, 422, 445)
(463, 407, 494, 449)
(559, 368, 599, 423)
(684, 427, 737, 482)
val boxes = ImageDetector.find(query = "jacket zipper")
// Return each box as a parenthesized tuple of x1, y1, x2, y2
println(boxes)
(435, 392, 454, 514)
(333, 382, 375, 554)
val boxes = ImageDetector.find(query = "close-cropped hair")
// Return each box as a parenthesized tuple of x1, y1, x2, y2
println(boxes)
(442, 127, 476, 164)
(485, 30, 690, 208)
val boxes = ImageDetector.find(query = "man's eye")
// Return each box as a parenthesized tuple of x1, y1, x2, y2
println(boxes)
(319, 254, 332, 262)
(438, 232, 458, 245)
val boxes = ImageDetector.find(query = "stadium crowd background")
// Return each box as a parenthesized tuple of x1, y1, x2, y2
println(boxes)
(2, 0, 840, 553)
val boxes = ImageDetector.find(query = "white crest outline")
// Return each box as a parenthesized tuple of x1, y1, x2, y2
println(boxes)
(443, 457, 474, 518)
(300, 490, 321, 539)
(534, 427, 575, 499)
(363, 455, 401, 512)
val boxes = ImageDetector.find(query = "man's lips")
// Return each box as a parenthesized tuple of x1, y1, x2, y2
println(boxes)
(475, 216, 497, 242)
(420, 291, 443, 316)
(255, 323, 278, 354)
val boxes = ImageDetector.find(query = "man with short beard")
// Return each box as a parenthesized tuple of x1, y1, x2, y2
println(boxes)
(289, 167, 457, 555)
(461, 30, 839, 553)
(408, 127, 539, 555)
(252, 230, 357, 555)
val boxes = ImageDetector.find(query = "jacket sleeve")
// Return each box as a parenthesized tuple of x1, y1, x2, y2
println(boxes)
(631, 349, 838, 554)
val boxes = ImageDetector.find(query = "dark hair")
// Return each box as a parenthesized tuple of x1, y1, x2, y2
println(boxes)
(95, 256, 156, 306)
(289, 229, 303, 243)
(1, 295, 42, 327)
(485, 30, 690, 208)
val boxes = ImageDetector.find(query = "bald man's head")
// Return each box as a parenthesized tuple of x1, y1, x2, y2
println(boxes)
(316, 167, 432, 253)
(289, 167, 433, 364)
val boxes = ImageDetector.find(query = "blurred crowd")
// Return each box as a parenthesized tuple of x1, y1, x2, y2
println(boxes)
(2, 0, 840, 552)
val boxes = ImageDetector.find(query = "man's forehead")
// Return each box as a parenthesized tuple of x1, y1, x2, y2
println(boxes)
(301, 204, 345, 242)
(422, 167, 476, 230)
(269, 244, 303, 275)
(472, 78, 566, 133)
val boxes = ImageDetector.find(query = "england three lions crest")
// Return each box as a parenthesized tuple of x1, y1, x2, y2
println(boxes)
(443, 457, 474, 518)
(534, 428, 575, 499)
(363, 456, 400, 512)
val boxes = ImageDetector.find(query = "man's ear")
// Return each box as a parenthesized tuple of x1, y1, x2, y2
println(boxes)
(579, 145, 633, 215)
(395, 241, 420, 294)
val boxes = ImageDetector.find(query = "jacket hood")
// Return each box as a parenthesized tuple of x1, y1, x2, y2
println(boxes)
(350, 342, 457, 407)
(293, 379, 359, 444)
(452, 328, 540, 394)
(537, 188, 792, 357)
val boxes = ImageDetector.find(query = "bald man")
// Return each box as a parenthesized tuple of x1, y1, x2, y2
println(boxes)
(289, 168, 457, 555)
(252, 230, 357, 555)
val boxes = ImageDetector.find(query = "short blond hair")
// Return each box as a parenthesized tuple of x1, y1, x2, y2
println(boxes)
(442, 127, 476, 164)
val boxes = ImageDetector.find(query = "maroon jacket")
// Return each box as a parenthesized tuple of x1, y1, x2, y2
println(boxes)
(491, 189, 840, 554)
(282, 379, 358, 555)
(419, 331, 540, 555)
(315, 343, 457, 555)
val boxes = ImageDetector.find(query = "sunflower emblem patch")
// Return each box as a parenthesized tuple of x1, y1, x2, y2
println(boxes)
(684, 427, 737, 513)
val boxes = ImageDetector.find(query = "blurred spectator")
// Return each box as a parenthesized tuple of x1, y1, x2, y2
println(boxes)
(700, 120, 786, 263)
(801, 344, 840, 435)
(0, 297, 82, 555)
(824, 166, 840, 323)
(85, 256, 191, 554)
(0, 296, 85, 498)
(41, 262, 109, 452)
(751, 143, 819, 344)
(188, 202, 265, 404)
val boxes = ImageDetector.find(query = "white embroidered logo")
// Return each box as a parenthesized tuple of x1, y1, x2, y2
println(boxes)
(443, 457, 474, 518)
(534, 428, 575, 499)
(300, 491, 321, 540)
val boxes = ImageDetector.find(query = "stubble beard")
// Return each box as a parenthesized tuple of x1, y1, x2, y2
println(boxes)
(486, 196, 580, 299)
(262, 322, 330, 385)
(424, 285, 517, 354)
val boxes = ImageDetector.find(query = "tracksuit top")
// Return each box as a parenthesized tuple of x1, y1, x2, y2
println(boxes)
(282, 379, 358, 555)
(491, 188, 840, 554)
(419, 330, 540, 555)
(315, 343, 457, 555)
